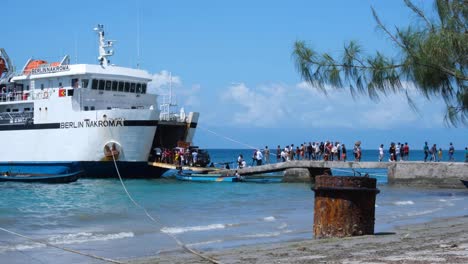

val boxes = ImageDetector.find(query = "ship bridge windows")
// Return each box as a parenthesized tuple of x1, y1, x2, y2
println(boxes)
(98, 80, 105, 90)
(72, 78, 79, 88)
(112, 81, 118, 91)
(89, 79, 147, 94)
(81, 79, 89, 88)
(105, 81, 111, 91)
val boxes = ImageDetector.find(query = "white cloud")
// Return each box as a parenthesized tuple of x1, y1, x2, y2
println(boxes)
(294, 81, 446, 129)
(147, 70, 201, 109)
(220, 83, 289, 127)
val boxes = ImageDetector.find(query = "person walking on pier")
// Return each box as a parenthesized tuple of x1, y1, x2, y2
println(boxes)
(438, 148, 443, 162)
(378, 144, 384, 162)
(423, 142, 429, 162)
(264, 146, 270, 164)
(448, 143, 455, 161)
(276, 145, 281, 162)
(465, 147, 468, 163)
(389, 143, 396, 162)
(341, 144, 347, 161)
(255, 149, 263, 166)
(430, 144, 437, 162)
(403, 142, 410, 161)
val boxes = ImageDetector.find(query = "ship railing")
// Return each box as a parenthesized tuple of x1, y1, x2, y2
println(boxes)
(0, 91, 32, 102)
(0, 111, 33, 125)
(0, 90, 55, 102)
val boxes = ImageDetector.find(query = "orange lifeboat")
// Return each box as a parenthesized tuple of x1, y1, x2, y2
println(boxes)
(0, 58, 5, 74)
(23, 60, 48, 74)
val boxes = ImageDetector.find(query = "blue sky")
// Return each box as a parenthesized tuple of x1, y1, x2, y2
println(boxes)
(3, 0, 467, 150)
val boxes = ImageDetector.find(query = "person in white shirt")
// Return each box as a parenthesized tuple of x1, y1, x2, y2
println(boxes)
(255, 149, 263, 166)
(378, 144, 384, 162)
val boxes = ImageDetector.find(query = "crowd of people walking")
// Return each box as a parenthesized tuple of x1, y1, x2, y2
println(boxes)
(236, 141, 467, 169)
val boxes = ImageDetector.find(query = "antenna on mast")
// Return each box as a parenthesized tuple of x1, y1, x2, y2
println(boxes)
(94, 24, 115, 67)
(136, 0, 141, 69)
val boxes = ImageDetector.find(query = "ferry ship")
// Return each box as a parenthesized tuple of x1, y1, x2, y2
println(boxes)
(0, 25, 162, 178)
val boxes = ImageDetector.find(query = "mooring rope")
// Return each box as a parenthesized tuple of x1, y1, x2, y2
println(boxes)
(107, 128, 222, 264)
(198, 125, 258, 150)
(0, 227, 123, 264)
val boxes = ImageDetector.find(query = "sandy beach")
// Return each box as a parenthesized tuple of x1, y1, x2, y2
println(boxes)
(129, 215, 468, 264)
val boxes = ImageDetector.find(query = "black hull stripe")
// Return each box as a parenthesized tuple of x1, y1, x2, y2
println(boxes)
(0, 120, 158, 131)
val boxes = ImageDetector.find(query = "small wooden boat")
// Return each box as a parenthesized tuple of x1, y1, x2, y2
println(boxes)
(176, 172, 241, 182)
(0, 170, 82, 183)
(461, 179, 468, 188)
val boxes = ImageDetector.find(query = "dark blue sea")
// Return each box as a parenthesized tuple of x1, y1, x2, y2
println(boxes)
(0, 149, 467, 264)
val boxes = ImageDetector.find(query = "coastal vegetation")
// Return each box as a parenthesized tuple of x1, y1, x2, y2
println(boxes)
(293, 0, 467, 126)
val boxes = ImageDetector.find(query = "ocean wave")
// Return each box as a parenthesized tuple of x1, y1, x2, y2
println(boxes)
(393, 200, 414, 205)
(278, 223, 288, 229)
(47, 231, 134, 245)
(161, 224, 227, 234)
(241, 231, 281, 238)
(263, 216, 276, 222)
(0, 242, 46, 253)
(406, 208, 442, 217)
(0, 231, 133, 253)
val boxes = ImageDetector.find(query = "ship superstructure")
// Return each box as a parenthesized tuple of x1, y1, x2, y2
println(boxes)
(0, 25, 160, 177)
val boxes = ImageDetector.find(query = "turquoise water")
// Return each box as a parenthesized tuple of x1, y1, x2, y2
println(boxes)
(0, 149, 467, 263)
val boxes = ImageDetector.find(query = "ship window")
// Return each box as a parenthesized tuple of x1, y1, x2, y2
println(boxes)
(131, 106, 136, 109)
(105, 80, 112, 91)
(118, 82, 124, 92)
(124, 82, 130, 92)
(92, 79, 98, 90)
(142, 84, 147, 94)
(26, 85, 30, 90)
(130, 83, 136, 93)
(112, 81, 118, 91)
(24, 108, 31, 111)
(84, 106, 89, 111)
(68, 89, 74, 96)
(6, 108, 10, 112)
(59, 82, 63, 88)
(107, 107, 111, 110)
(136, 83, 141, 94)
(90, 106, 95, 110)
(12, 109, 19, 112)
(82, 79, 89, 88)
(72, 78, 79, 88)
(98, 80, 105, 90)
(40, 84, 44, 90)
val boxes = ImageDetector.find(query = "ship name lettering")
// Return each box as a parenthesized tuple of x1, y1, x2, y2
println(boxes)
(60, 119, 124, 129)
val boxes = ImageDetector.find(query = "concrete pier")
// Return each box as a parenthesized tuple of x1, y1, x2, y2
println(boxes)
(210, 160, 468, 188)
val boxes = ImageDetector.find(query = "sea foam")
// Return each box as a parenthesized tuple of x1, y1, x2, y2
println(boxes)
(161, 224, 227, 234)
(394, 200, 415, 205)
(263, 216, 276, 222)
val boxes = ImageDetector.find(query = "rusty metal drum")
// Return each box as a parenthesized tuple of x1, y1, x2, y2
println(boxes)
(313, 175, 380, 238)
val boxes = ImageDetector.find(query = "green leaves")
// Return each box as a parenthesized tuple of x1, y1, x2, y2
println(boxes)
(293, 0, 467, 126)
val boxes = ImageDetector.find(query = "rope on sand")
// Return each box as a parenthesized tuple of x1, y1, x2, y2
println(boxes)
(107, 127, 222, 264)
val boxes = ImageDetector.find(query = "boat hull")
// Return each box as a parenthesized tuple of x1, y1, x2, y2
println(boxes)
(0, 162, 82, 183)
(0, 161, 168, 179)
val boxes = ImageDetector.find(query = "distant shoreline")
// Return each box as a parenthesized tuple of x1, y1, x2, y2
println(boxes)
(128, 215, 468, 263)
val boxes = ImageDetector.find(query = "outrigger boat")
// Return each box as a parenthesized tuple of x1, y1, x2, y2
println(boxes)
(175, 170, 282, 183)
(0, 171, 81, 183)
(0, 162, 82, 183)
(176, 171, 241, 182)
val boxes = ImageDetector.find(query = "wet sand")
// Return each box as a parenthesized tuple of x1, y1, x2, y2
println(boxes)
(128, 215, 468, 264)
